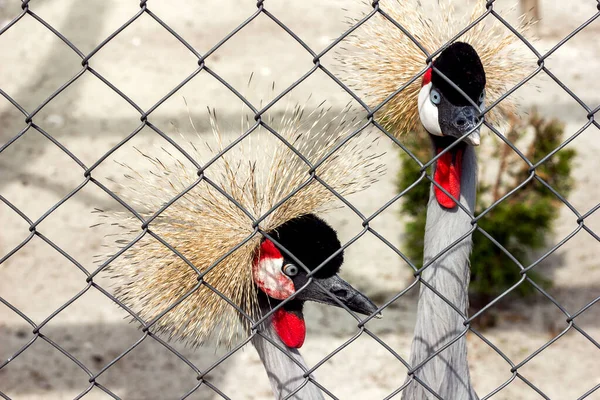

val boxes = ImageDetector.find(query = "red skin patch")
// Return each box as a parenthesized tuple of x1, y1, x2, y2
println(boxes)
(422, 68, 432, 86)
(434, 147, 464, 209)
(272, 308, 306, 348)
(258, 238, 281, 260)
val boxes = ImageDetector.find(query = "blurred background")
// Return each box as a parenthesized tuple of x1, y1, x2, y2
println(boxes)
(0, 0, 599, 399)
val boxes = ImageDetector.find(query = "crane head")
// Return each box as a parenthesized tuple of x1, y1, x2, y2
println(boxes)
(253, 214, 377, 348)
(417, 42, 486, 209)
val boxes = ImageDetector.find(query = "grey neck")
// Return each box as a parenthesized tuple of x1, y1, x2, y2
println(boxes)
(251, 319, 325, 400)
(402, 145, 479, 400)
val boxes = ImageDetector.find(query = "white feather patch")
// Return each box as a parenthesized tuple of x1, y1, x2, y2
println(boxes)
(253, 256, 295, 300)
(418, 83, 442, 136)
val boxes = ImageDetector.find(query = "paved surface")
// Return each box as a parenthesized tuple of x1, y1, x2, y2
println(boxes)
(1, 1, 599, 399)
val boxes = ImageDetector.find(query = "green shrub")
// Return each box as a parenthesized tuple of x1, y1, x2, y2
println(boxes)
(397, 112, 576, 303)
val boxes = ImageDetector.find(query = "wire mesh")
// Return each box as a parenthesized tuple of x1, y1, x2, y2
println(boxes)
(0, 0, 599, 399)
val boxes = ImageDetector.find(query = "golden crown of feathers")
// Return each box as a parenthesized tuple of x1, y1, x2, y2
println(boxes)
(98, 102, 384, 348)
(337, 0, 534, 135)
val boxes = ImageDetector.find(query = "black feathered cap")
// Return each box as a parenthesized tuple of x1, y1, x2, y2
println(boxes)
(432, 42, 486, 106)
(267, 214, 343, 279)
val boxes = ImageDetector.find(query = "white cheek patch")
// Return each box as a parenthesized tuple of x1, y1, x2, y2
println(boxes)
(253, 256, 295, 300)
(418, 83, 442, 136)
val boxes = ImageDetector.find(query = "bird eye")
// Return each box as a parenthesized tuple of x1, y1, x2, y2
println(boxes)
(430, 89, 441, 105)
(478, 91, 485, 104)
(282, 264, 298, 277)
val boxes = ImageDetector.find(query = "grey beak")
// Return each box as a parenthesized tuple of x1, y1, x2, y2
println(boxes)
(295, 274, 379, 316)
(451, 106, 480, 146)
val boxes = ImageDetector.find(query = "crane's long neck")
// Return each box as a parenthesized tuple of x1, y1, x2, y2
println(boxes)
(251, 318, 325, 400)
(403, 145, 478, 400)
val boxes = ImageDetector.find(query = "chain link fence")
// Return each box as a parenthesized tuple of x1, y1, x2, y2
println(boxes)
(1, 0, 599, 399)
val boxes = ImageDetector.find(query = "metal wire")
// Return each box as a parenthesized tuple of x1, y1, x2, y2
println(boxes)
(0, 1, 598, 399)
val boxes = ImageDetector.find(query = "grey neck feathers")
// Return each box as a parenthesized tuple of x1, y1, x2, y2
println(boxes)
(402, 145, 479, 400)
(251, 318, 325, 400)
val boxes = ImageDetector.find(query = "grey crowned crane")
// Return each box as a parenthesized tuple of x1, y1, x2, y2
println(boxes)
(339, 0, 532, 398)
(98, 103, 384, 399)
(252, 213, 377, 399)
(405, 41, 484, 400)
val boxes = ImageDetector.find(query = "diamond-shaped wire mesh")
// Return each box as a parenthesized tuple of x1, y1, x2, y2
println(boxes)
(1, 0, 599, 399)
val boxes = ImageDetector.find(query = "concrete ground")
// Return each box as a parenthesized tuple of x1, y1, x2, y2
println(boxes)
(1, 0, 599, 399)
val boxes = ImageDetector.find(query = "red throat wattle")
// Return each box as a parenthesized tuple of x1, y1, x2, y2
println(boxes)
(272, 308, 306, 348)
(434, 147, 464, 209)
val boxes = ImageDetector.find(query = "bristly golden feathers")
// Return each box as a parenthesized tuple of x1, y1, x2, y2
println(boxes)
(98, 102, 385, 349)
(337, 0, 535, 135)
